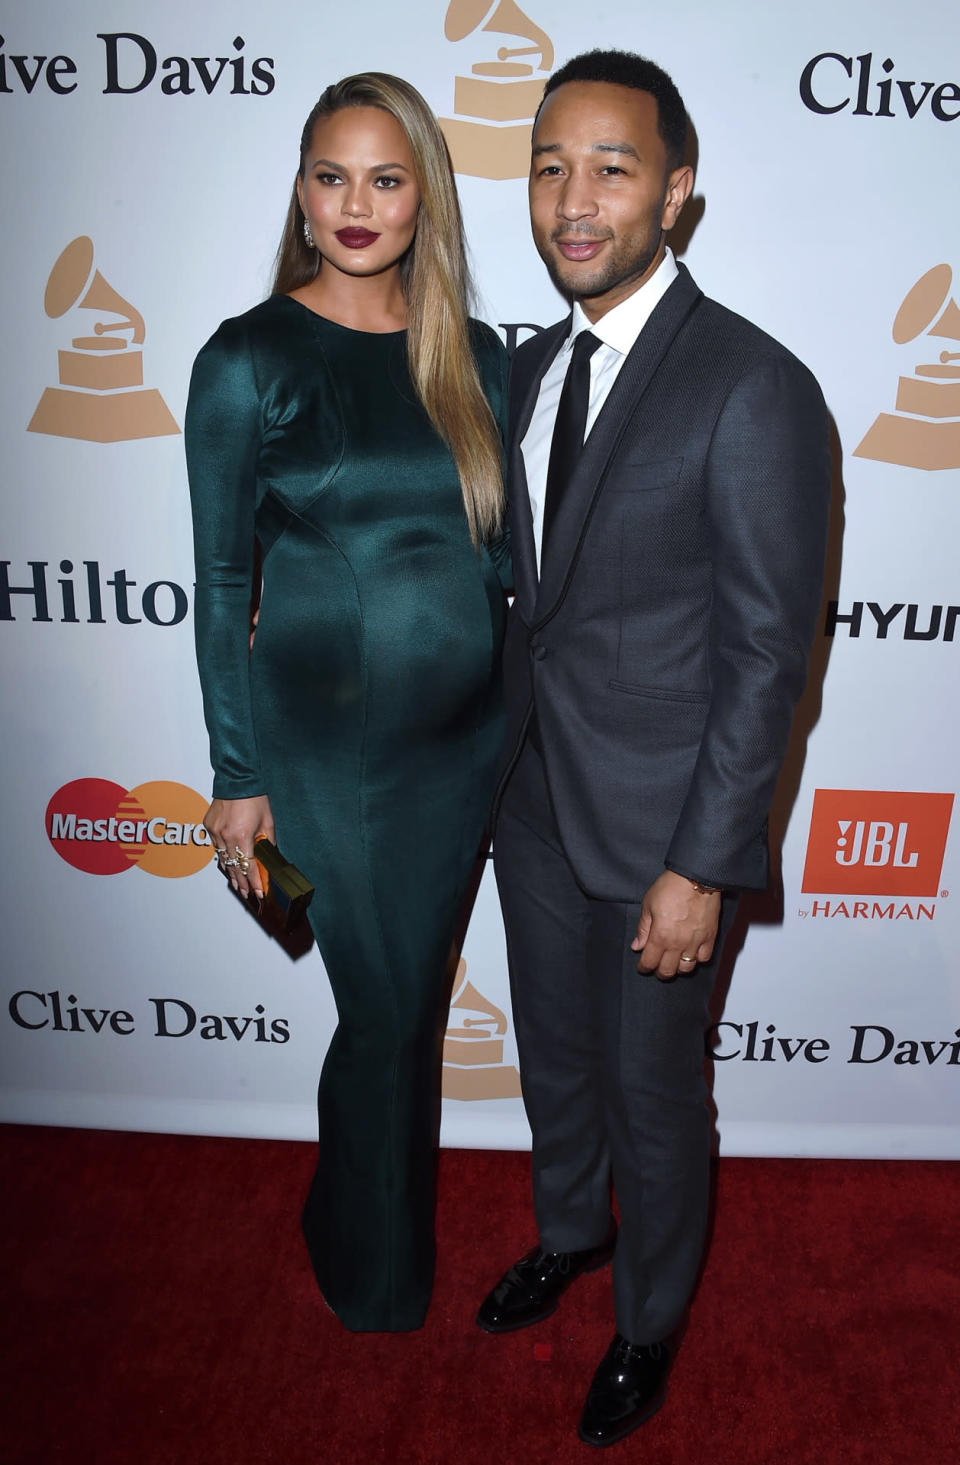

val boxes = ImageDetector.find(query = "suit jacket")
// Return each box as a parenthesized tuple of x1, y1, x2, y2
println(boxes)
(496, 263, 831, 901)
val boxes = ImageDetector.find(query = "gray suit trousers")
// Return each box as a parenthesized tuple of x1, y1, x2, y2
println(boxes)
(494, 737, 738, 1343)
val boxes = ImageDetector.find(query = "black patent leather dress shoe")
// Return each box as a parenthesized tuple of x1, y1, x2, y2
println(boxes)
(476, 1230, 616, 1333)
(578, 1333, 671, 1447)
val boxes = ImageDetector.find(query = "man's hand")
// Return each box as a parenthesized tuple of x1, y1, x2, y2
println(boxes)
(632, 871, 721, 980)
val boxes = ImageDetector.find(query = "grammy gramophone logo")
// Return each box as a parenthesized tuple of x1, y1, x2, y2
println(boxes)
(855, 263, 960, 472)
(439, 0, 554, 180)
(28, 236, 179, 444)
(442, 957, 522, 1100)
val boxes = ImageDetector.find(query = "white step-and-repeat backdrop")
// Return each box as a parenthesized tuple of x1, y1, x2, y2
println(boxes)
(2, 0, 957, 1156)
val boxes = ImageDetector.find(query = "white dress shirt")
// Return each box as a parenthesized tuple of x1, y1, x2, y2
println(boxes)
(521, 248, 679, 572)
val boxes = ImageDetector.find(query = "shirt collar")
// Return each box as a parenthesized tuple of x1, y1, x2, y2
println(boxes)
(565, 247, 679, 358)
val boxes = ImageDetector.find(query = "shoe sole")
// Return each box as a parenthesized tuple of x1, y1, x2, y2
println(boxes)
(475, 1298, 562, 1334)
(475, 1245, 616, 1335)
(576, 1386, 668, 1448)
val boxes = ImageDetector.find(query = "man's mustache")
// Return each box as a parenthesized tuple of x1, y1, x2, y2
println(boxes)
(549, 225, 614, 243)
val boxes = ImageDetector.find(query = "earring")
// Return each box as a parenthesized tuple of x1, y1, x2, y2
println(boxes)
(303, 218, 315, 249)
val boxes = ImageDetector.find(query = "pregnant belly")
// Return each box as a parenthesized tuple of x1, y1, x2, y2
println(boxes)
(251, 553, 496, 740)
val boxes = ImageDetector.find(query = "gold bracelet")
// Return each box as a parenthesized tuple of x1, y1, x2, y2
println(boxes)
(687, 878, 721, 895)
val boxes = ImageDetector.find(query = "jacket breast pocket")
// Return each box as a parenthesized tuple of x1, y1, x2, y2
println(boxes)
(608, 455, 683, 493)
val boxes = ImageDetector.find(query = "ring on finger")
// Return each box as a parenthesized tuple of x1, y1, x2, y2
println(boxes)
(234, 846, 251, 875)
(679, 954, 696, 964)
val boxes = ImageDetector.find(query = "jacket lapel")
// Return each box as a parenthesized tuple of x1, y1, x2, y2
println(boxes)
(507, 319, 569, 622)
(533, 267, 704, 626)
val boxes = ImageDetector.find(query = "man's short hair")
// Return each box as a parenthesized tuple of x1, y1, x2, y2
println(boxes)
(539, 49, 688, 172)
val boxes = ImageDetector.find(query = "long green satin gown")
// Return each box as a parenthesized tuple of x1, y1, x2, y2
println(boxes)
(185, 294, 509, 1331)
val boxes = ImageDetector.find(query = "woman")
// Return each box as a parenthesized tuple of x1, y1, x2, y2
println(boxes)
(185, 73, 509, 1332)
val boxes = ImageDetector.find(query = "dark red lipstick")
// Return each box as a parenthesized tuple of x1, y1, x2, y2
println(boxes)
(335, 228, 380, 248)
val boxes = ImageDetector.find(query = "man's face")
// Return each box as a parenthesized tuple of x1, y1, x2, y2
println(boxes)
(528, 81, 692, 320)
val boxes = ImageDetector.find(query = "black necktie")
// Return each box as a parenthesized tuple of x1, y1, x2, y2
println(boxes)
(541, 330, 601, 555)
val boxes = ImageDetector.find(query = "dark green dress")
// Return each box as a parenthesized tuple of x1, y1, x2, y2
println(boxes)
(185, 295, 509, 1331)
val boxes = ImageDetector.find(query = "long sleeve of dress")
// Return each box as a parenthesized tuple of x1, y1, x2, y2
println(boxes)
(184, 318, 265, 800)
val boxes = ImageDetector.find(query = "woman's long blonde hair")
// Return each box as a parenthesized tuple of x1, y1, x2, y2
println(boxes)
(273, 73, 504, 545)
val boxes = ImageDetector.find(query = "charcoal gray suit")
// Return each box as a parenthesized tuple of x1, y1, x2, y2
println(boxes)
(493, 262, 831, 1342)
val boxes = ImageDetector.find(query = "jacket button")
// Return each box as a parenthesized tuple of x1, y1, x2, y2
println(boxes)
(532, 644, 547, 661)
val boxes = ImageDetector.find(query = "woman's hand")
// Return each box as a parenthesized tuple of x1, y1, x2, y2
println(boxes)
(204, 795, 276, 901)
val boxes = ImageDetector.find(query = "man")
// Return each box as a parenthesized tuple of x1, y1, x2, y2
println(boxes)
(477, 50, 831, 1448)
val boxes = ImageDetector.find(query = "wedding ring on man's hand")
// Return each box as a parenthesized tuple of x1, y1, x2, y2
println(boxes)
(679, 954, 696, 964)
(234, 847, 251, 875)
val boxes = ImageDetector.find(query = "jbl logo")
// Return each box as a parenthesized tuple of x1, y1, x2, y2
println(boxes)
(834, 821, 918, 869)
(802, 791, 954, 896)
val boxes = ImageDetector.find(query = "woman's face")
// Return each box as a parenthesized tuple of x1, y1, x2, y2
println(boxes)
(297, 106, 421, 279)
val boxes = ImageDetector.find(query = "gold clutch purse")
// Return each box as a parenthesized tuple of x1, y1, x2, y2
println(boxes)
(250, 838, 314, 934)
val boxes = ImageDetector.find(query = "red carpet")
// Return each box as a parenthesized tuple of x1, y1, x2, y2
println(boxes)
(2, 1127, 957, 1464)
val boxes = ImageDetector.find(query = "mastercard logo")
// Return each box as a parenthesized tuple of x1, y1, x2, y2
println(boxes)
(46, 778, 212, 878)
